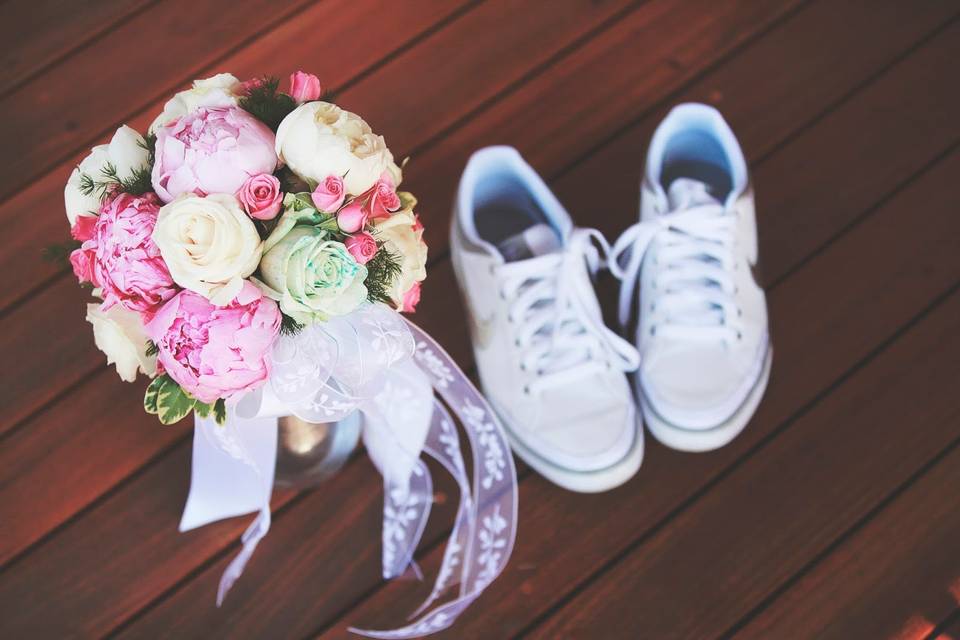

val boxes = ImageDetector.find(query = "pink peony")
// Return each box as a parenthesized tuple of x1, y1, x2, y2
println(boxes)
(311, 175, 345, 212)
(151, 106, 277, 203)
(146, 281, 281, 404)
(288, 71, 322, 103)
(238, 173, 282, 220)
(93, 192, 177, 313)
(401, 281, 421, 313)
(337, 199, 367, 233)
(344, 231, 378, 265)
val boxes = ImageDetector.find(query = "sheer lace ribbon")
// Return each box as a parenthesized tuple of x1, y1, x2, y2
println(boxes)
(178, 303, 518, 637)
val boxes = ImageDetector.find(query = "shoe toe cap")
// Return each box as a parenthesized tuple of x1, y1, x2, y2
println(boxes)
(641, 342, 760, 429)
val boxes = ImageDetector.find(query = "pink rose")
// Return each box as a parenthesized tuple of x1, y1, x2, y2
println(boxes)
(368, 172, 401, 220)
(311, 175, 345, 212)
(146, 281, 281, 404)
(344, 231, 378, 265)
(239, 173, 282, 220)
(93, 192, 177, 313)
(71, 215, 97, 242)
(400, 281, 421, 313)
(151, 106, 277, 203)
(337, 199, 367, 233)
(70, 246, 97, 285)
(288, 71, 322, 103)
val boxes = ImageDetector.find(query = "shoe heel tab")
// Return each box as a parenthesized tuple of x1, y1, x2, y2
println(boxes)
(647, 103, 748, 200)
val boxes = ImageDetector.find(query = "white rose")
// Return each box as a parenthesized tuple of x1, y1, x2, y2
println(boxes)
(275, 102, 401, 196)
(64, 125, 150, 225)
(153, 193, 262, 305)
(149, 73, 240, 133)
(86, 303, 157, 382)
(372, 194, 427, 309)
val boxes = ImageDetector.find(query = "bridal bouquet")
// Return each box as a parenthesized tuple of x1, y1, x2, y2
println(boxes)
(61, 72, 516, 638)
(65, 71, 424, 424)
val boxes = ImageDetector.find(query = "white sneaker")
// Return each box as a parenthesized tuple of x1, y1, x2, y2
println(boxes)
(451, 146, 643, 492)
(612, 104, 772, 452)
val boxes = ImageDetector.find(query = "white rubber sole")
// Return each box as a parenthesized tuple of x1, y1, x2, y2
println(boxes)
(642, 347, 773, 452)
(500, 410, 645, 493)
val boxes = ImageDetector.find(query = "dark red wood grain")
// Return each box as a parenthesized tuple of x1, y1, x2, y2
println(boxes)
(1, 1, 957, 638)
(736, 442, 960, 640)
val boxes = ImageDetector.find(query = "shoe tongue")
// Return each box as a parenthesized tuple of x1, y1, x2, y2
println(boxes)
(497, 223, 561, 262)
(667, 178, 721, 211)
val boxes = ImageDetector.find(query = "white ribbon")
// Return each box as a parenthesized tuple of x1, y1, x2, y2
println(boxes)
(178, 303, 518, 637)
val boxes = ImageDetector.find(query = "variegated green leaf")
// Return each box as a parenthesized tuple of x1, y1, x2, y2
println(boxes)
(143, 375, 166, 415)
(156, 377, 195, 425)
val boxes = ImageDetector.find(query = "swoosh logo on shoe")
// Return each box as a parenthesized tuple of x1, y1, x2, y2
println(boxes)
(467, 307, 495, 349)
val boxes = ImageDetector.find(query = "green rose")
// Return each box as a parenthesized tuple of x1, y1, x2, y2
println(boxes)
(256, 226, 368, 324)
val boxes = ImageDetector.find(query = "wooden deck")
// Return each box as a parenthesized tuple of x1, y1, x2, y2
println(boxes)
(1, 1, 959, 637)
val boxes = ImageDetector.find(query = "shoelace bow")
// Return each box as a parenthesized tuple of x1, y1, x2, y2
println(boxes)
(496, 228, 640, 393)
(610, 202, 743, 344)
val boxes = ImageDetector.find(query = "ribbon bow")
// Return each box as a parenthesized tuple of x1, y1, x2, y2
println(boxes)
(178, 304, 518, 637)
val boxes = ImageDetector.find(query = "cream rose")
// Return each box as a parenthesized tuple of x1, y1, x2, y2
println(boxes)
(149, 73, 241, 133)
(64, 125, 150, 224)
(153, 193, 262, 305)
(86, 303, 157, 382)
(372, 192, 427, 310)
(256, 226, 368, 324)
(275, 102, 402, 196)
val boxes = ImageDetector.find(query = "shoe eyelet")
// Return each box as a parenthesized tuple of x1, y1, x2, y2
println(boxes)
(737, 331, 743, 341)
(523, 385, 531, 395)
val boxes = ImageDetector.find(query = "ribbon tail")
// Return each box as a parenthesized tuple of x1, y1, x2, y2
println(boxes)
(180, 411, 278, 606)
(350, 319, 519, 638)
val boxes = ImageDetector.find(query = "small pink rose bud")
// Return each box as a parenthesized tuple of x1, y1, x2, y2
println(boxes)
(237, 77, 267, 96)
(311, 175, 346, 212)
(344, 231, 378, 265)
(238, 173, 282, 220)
(288, 71, 322, 103)
(337, 199, 368, 233)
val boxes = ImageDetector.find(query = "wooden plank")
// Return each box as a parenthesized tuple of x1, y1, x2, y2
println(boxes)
(0, 0, 464, 312)
(0, 439, 296, 637)
(133, 90, 960, 640)
(734, 444, 960, 640)
(0, 0, 154, 96)
(528, 266, 960, 639)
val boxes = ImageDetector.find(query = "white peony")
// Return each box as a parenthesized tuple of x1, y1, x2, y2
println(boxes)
(149, 73, 241, 133)
(86, 303, 157, 382)
(372, 193, 427, 309)
(152, 193, 262, 305)
(64, 125, 150, 225)
(274, 102, 402, 196)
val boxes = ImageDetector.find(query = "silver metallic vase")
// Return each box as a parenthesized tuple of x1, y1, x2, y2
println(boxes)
(274, 412, 362, 488)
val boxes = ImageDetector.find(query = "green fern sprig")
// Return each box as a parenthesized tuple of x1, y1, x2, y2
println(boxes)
(365, 241, 403, 306)
(239, 76, 297, 131)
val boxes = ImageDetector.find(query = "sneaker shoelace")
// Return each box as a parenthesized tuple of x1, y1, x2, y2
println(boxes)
(496, 228, 640, 394)
(610, 200, 744, 344)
